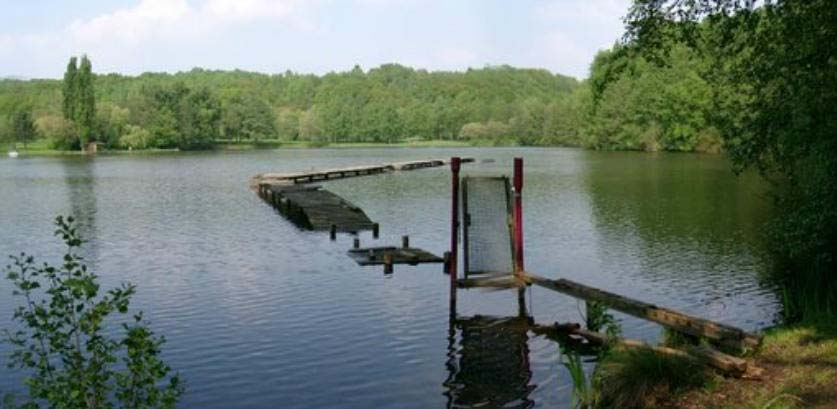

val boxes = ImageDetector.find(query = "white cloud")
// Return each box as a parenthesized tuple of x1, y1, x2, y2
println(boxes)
(68, 0, 191, 45)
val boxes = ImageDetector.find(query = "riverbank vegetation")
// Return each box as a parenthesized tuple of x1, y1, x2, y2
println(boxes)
(569, 1, 837, 407)
(3, 216, 182, 408)
(2, 44, 729, 154)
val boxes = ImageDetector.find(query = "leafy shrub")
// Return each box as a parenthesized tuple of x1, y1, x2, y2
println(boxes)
(3, 216, 183, 408)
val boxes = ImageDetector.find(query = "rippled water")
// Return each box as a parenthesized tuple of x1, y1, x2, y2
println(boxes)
(0, 148, 780, 408)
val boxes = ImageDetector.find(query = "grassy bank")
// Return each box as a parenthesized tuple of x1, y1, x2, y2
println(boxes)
(591, 321, 837, 409)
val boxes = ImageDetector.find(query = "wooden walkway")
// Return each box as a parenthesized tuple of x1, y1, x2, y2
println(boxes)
(252, 158, 474, 186)
(258, 184, 375, 232)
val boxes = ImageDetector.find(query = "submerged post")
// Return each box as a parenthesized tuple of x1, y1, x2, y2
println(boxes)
(513, 157, 524, 275)
(449, 157, 461, 315)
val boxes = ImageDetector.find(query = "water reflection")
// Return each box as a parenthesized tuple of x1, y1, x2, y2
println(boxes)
(61, 158, 98, 263)
(444, 315, 536, 409)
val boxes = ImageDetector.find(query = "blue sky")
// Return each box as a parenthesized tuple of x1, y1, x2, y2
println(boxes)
(0, 0, 630, 79)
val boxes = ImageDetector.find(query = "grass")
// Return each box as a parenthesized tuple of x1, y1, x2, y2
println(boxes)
(650, 322, 837, 409)
(593, 347, 715, 409)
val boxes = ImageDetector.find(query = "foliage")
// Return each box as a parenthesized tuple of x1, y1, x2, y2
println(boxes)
(594, 347, 712, 409)
(221, 94, 276, 142)
(61, 56, 96, 149)
(1, 64, 583, 148)
(584, 43, 722, 152)
(559, 347, 597, 409)
(10, 108, 38, 148)
(584, 301, 622, 340)
(625, 0, 837, 321)
(2, 216, 183, 408)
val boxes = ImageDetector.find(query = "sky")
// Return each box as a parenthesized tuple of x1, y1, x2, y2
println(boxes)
(0, 0, 631, 80)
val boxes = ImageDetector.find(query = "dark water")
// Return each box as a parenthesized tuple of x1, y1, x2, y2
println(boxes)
(0, 148, 780, 408)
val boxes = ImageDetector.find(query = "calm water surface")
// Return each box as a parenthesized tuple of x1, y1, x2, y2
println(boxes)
(0, 148, 780, 408)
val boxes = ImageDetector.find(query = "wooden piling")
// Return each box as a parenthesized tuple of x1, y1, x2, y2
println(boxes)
(443, 251, 451, 274)
(513, 157, 524, 275)
(449, 157, 461, 315)
(383, 253, 394, 274)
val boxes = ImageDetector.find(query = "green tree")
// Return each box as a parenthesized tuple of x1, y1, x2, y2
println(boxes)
(11, 108, 38, 149)
(626, 0, 837, 319)
(222, 95, 276, 142)
(76, 55, 96, 147)
(62, 57, 78, 122)
(3, 216, 183, 408)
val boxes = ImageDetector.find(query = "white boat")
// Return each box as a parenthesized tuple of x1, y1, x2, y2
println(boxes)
(7, 151, 19, 158)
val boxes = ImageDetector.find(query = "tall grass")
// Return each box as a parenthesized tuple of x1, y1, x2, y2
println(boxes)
(595, 348, 713, 409)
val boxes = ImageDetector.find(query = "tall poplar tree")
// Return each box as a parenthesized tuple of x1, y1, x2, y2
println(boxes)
(62, 57, 78, 121)
(76, 55, 96, 146)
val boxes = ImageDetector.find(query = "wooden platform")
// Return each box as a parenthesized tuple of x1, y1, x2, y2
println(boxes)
(252, 157, 474, 186)
(258, 184, 375, 232)
(347, 246, 444, 266)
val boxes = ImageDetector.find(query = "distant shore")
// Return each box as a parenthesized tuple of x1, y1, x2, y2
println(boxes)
(4, 139, 498, 157)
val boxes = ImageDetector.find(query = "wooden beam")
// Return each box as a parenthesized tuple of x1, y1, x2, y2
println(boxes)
(531, 322, 763, 379)
(523, 273, 763, 349)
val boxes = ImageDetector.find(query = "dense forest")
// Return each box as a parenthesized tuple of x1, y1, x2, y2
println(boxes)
(0, 64, 586, 150)
(0, 45, 728, 153)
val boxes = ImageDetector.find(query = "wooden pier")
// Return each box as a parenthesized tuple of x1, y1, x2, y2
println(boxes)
(252, 157, 474, 187)
(347, 246, 444, 266)
(258, 184, 376, 232)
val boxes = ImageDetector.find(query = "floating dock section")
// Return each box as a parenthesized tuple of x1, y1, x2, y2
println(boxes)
(257, 184, 375, 232)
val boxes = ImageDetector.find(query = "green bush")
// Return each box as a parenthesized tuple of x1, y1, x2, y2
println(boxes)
(3, 216, 183, 408)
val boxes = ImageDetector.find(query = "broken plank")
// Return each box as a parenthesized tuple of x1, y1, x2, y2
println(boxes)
(523, 272, 763, 349)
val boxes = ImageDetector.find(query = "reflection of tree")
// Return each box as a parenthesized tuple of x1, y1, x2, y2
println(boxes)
(444, 315, 535, 409)
(61, 157, 98, 263)
(583, 152, 772, 283)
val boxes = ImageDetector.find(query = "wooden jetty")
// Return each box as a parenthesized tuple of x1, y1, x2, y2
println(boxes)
(252, 157, 474, 187)
(258, 184, 376, 232)
(347, 246, 444, 266)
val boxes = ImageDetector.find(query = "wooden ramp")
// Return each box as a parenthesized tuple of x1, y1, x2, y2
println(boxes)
(258, 184, 375, 232)
(251, 157, 474, 187)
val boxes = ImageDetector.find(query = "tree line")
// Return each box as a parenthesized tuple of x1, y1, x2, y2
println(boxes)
(0, 49, 733, 154)
(0, 62, 587, 150)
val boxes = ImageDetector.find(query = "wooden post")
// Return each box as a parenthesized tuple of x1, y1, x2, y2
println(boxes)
(443, 251, 451, 274)
(402, 235, 410, 249)
(372, 223, 380, 239)
(449, 157, 461, 315)
(330, 224, 337, 241)
(353, 237, 360, 249)
(513, 157, 524, 275)
(383, 253, 394, 275)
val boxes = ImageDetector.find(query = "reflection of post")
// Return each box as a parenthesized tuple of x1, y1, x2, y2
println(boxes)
(449, 157, 461, 318)
(443, 316, 535, 408)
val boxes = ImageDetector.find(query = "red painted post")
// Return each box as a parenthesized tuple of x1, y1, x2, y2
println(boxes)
(513, 157, 524, 276)
(449, 157, 461, 311)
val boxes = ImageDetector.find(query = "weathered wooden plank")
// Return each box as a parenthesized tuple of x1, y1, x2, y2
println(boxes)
(530, 322, 763, 378)
(347, 246, 444, 266)
(523, 273, 763, 348)
(251, 157, 475, 187)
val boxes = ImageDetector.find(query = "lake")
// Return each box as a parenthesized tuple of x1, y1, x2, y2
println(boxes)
(0, 147, 780, 408)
